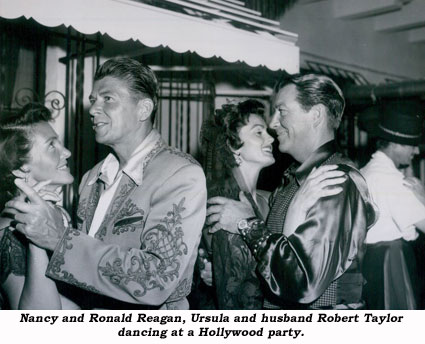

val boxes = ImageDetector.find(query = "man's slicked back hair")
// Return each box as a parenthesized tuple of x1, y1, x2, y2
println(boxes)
(274, 73, 345, 130)
(94, 57, 159, 124)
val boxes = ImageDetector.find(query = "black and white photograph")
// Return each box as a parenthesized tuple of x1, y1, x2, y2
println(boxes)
(1, 0, 425, 342)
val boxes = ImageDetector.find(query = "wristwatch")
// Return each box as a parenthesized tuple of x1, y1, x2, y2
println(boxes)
(237, 217, 258, 236)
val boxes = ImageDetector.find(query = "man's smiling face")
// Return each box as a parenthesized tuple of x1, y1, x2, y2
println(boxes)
(269, 84, 314, 161)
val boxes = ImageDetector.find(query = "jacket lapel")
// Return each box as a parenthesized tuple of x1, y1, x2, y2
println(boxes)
(94, 175, 137, 240)
(76, 180, 103, 234)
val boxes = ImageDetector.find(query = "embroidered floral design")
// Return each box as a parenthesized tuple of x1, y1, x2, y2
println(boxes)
(98, 198, 188, 298)
(47, 228, 77, 277)
(95, 181, 137, 240)
(56, 271, 101, 294)
(164, 147, 201, 167)
(115, 199, 144, 222)
(167, 278, 192, 302)
(112, 199, 145, 235)
(46, 228, 100, 294)
(76, 199, 86, 231)
(142, 140, 164, 170)
(76, 181, 101, 232)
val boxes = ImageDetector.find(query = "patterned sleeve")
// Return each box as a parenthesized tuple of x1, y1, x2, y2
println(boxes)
(0, 227, 27, 285)
(212, 230, 263, 309)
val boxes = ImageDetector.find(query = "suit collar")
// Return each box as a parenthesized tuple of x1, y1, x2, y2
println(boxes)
(87, 129, 163, 187)
(295, 140, 339, 185)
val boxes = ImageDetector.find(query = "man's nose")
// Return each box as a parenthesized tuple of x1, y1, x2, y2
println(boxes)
(89, 103, 96, 116)
(414, 146, 420, 155)
(61, 146, 71, 159)
(269, 111, 279, 130)
(89, 99, 99, 116)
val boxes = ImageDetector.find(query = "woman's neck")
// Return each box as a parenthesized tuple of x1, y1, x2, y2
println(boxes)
(42, 184, 62, 194)
(235, 163, 261, 197)
(26, 176, 62, 194)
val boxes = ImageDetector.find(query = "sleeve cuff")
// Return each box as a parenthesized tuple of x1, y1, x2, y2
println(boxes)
(239, 219, 273, 257)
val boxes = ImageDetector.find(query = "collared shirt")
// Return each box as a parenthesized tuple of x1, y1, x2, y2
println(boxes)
(87, 129, 161, 237)
(361, 150, 425, 243)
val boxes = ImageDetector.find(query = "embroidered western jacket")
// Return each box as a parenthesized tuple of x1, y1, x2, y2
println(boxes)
(46, 137, 207, 309)
(243, 141, 377, 308)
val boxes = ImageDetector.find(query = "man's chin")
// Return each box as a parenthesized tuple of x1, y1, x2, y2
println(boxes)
(278, 143, 289, 154)
(95, 135, 108, 144)
(398, 163, 410, 170)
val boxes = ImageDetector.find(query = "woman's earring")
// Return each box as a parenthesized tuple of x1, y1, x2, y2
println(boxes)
(235, 153, 242, 166)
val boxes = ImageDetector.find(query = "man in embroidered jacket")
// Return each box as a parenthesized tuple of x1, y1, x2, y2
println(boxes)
(207, 74, 376, 309)
(8, 58, 207, 309)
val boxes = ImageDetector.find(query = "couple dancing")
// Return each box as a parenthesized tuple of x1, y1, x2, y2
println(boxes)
(0, 58, 207, 309)
(0, 58, 375, 310)
(200, 74, 376, 310)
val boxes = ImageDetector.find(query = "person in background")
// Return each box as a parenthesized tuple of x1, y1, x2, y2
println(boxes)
(360, 100, 425, 309)
(207, 73, 376, 310)
(6, 58, 207, 309)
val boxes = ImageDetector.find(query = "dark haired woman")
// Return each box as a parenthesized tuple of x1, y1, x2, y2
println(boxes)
(0, 103, 78, 309)
(199, 99, 344, 309)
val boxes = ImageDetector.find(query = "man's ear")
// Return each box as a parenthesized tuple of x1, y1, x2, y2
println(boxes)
(138, 98, 154, 123)
(311, 104, 326, 128)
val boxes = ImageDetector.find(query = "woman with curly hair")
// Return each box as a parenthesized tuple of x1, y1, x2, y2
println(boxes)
(0, 103, 78, 309)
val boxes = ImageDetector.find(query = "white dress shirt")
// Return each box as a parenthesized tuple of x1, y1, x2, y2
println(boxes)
(361, 150, 425, 244)
(87, 129, 161, 237)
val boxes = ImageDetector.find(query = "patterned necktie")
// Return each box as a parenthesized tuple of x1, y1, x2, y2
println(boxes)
(266, 165, 299, 234)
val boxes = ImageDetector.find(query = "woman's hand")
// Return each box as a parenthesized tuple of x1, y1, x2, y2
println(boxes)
(284, 165, 346, 236)
(295, 164, 346, 212)
(198, 248, 213, 287)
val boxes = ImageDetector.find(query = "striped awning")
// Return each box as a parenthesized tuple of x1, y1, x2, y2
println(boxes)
(0, 0, 299, 72)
